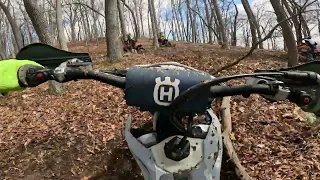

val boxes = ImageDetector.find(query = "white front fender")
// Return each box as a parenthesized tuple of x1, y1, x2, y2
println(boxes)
(125, 109, 223, 180)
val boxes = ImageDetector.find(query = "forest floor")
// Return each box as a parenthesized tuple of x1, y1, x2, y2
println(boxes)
(0, 39, 319, 180)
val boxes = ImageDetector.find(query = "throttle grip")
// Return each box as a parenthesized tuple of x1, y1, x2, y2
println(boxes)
(18, 65, 53, 87)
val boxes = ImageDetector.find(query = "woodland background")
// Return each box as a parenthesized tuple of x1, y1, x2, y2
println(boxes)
(0, 0, 319, 179)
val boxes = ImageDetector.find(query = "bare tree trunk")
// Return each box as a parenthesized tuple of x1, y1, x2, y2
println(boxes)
(171, 20, 176, 41)
(23, 0, 52, 44)
(148, 0, 159, 49)
(5, 19, 18, 55)
(170, 0, 177, 40)
(98, 18, 104, 37)
(68, 5, 79, 42)
(9, 31, 16, 57)
(47, 3, 58, 44)
(0, 38, 6, 59)
(84, 7, 92, 41)
(212, 0, 229, 49)
(204, 0, 213, 44)
(195, 0, 206, 43)
(282, 0, 301, 44)
(121, 0, 139, 40)
(117, 0, 127, 41)
(138, 0, 145, 37)
(0, 45, 5, 59)
(77, 21, 82, 41)
(10, 32, 17, 56)
(172, 0, 183, 41)
(186, 0, 196, 43)
(300, 15, 310, 36)
(79, 6, 88, 41)
(241, 0, 257, 48)
(0, 1, 24, 50)
(192, 3, 197, 43)
(163, 10, 169, 36)
(185, 4, 190, 41)
(23, 0, 64, 95)
(22, 24, 31, 45)
(148, 9, 152, 38)
(284, 38, 288, 51)
(178, 1, 187, 41)
(156, 1, 161, 31)
(133, 0, 141, 39)
(0, 15, 5, 58)
(241, 0, 263, 48)
(231, 0, 238, 46)
(56, 0, 68, 51)
(24, 19, 33, 43)
(0, 31, 7, 58)
(210, 1, 222, 44)
(105, 0, 122, 62)
(270, 0, 298, 67)
(90, 0, 99, 40)
(71, 22, 77, 42)
(243, 26, 250, 47)
(200, 20, 206, 43)
(19, 4, 35, 43)
(289, 1, 310, 38)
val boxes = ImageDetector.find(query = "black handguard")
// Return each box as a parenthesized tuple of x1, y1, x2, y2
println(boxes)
(18, 65, 53, 87)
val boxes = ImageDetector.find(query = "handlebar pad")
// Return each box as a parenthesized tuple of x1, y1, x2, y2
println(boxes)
(124, 65, 214, 113)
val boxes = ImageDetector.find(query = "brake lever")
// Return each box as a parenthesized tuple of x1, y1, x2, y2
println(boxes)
(255, 69, 320, 86)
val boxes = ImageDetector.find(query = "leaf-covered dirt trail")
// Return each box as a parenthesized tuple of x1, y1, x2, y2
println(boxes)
(0, 39, 319, 180)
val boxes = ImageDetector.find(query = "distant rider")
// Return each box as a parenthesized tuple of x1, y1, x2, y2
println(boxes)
(302, 36, 317, 61)
(125, 34, 136, 52)
(160, 32, 166, 40)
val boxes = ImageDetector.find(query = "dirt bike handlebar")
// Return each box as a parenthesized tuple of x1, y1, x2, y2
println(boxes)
(18, 64, 284, 98)
(18, 60, 320, 114)
(209, 84, 278, 98)
(18, 62, 320, 104)
(18, 60, 320, 134)
(18, 64, 126, 89)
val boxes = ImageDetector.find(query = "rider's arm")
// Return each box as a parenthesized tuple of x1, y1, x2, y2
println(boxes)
(0, 59, 43, 93)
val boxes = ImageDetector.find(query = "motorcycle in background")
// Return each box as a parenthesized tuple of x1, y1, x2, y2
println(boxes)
(297, 42, 320, 62)
(123, 39, 146, 54)
(158, 38, 172, 47)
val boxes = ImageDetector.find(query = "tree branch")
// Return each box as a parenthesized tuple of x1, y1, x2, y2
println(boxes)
(221, 96, 252, 180)
(188, 7, 219, 41)
(212, 8, 317, 75)
(63, 2, 105, 17)
(120, 0, 139, 39)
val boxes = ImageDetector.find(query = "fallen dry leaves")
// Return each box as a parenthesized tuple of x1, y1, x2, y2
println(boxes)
(0, 39, 319, 179)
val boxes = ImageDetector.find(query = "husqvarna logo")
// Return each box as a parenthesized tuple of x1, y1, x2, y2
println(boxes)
(153, 77, 180, 106)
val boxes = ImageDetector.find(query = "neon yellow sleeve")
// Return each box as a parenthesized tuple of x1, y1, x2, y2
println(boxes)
(0, 59, 43, 93)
